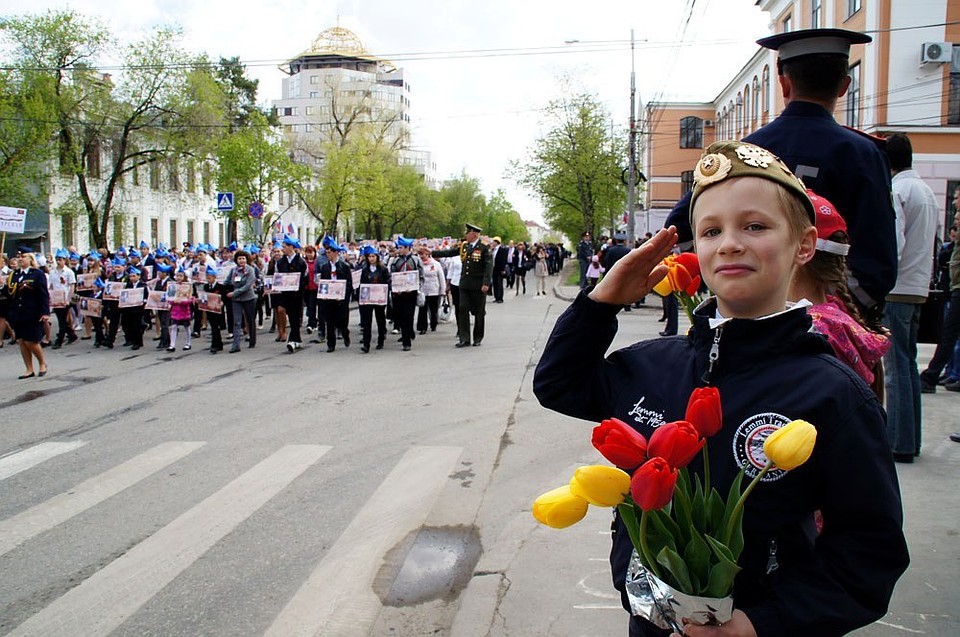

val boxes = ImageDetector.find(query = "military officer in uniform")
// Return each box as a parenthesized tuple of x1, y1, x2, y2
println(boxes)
(432, 222, 494, 347)
(666, 28, 897, 324)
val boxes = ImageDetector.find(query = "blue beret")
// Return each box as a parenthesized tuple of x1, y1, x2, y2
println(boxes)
(228, 241, 238, 251)
(158, 242, 167, 251)
(69, 252, 81, 260)
(139, 240, 150, 249)
(177, 265, 187, 274)
(205, 265, 219, 277)
(111, 256, 125, 266)
(55, 248, 70, 259)
(157, 263, 173, 273)
(283, 235, 301, 249)
(128, 267, 141, 276)
(249, 245, 261, 254)
(116, 246, 127, 255)
(359, 245, 377, 256)
(396, 235, 414, 248)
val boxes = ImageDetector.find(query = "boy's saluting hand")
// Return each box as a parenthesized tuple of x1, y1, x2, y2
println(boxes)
(588, 226, 678, 306)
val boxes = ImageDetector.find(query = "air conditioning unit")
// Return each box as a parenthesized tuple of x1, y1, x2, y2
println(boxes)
(703, 119, 715, 128)
(921, 42, 951, 65)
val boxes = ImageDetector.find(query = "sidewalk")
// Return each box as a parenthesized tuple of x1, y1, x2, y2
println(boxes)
(452, 266, 960, 637)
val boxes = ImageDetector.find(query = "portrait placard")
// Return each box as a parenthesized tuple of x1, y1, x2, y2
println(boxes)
(166, 282, 194, 302)
(145, 290, 171, 311)
(391, 271, 419, 293)
(105, 263, 125, 277)
(76, 273, 99, 291)
(118, 286, 145, 308)
(197, 290, 223, 314)
(49, 288, 70, 308)
(359, 283, 388, 306)
(216, 266, 231, 283)
(317, 279, 347, 301)
(79, 297, 102, 318)
(191, 267, 206, 284)
(351, 269, 362, 290)
(272, 272, 301, 292)
(141, 265, 154, 280)
(103, 281, 125, 301)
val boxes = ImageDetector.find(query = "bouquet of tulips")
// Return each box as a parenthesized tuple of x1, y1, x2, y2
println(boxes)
(652, 252, 703, 324)
(532, 388, 817, 629)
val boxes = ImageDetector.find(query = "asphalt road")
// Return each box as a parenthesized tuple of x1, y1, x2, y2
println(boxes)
(1, 280, 957, 636)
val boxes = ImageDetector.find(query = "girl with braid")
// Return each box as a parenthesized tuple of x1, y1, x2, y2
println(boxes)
(790, 189, 890, 398)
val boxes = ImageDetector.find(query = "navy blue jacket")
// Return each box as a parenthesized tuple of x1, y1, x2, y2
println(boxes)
(7, 268, 49, 322)
(533, 293, 908, 637)
(667, 101, 898, 306)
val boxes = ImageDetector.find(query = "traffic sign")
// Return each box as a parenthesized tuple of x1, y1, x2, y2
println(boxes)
(248, 201, 264, 219)
(216, 192, 234, 211)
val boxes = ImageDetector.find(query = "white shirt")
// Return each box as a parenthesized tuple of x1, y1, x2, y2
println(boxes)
(889, 169, 940, 299)
(49, 264, 76, 291)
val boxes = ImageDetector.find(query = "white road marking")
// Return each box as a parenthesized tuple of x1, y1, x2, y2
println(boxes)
(0, 441, 88, 481)
(7, 444, 329, 637)
(264, 445, 462, 637)
(0, 441, 204, 556)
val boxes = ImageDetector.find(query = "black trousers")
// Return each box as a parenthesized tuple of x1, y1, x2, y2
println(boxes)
(305, 292, 319, 329)
(922, 289, 960, 383)
(662, 294, 678, 336)
(157, 310, 171, 347)
(120, 308, 144, 347)
(359, 305, 387, 347)
(321, 299, 349, 349)
(53, 307, 76, 343)
(492, 272, 504, 302)
(280, 292, 304, 343)
(104, 302, 120, 345)
(232, 299, 257, 349)
(417, 295, 440, 331)
(392, 291, 417, 347)
(206, 310, 224, 350)
(457, 287, 486, 344)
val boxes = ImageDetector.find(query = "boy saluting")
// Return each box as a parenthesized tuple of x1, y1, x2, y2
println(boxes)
(534, 141, 907, 637)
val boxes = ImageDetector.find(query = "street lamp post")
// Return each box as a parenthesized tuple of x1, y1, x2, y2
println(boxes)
(626, 29, 638, 244)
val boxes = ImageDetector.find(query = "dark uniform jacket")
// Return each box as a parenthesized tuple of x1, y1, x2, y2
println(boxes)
(318, 259, 354, 302)
(667, 100, 897, 306)
(433, 242, 493, 291)
(275, 253, 307, 299)
(7, 268, 50, 323)
(533, 293, 908, 637)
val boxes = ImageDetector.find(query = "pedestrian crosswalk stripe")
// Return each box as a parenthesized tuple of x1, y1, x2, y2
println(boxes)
(264, 445, 462, 637)
(6, 444, 330, 637)
(0, 441, 205, 557)
(0, 441, 88, 481)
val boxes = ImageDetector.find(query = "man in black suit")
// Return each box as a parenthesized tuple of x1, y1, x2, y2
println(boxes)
(491, 237, 508, 303)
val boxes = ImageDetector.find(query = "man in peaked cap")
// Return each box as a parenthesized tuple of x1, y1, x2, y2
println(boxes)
(432, 222, 493, 347)
(666, 28, 897, 325)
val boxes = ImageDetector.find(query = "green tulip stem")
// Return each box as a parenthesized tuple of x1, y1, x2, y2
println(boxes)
(702, 444, 711, 496)
(724, 460, 772, 546)
(639, 509, 665, 581)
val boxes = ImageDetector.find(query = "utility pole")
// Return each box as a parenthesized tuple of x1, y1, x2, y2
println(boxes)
(626, 29, 638, 244)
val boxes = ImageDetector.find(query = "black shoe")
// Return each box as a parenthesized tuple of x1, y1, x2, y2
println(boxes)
(248, 343, 256, 349)
(343, 335, 350, 347)
(327, 346, 335, 352)
(361, 344, 370, 353)
(403, 345, 411, 351)
(269, 326, 276, 333)
(229, 346, 240, 353)
(920, 379, 937, 394)
(67, 335, 78, 344)
(455, 341, 470, 348)
(944, 380, 960, 392)
(950, 433, 960, 443)
(52, 342, 62, 350)
(105, 342, 114, 349)
(418, 330, 426, 335)
(659, 331, 676, 337)
(210, 348, 218, 354)
(472, 340, 482, 347)
(131, 345, 141, 351)
(81, 335, 92, 340)
(122, 342, 131, 347)
(94, 341, 102, 348)
(892, 452, 915, 464)
(658, 317, 667, 322)
(41, 341, 51, 348)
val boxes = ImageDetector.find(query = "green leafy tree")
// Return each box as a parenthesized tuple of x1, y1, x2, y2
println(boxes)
(511, 90, 625, 242)
(0, 65, 57, 211)
(438, 173, 486, 237)
(482, 189, 529, 243)
(216, 110, 308, 244)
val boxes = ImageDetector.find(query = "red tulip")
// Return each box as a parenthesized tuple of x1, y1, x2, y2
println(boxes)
(592, 418, 648, 470)
(685, 387, 723, 438)
(630, 457, 678, 511)
(675, 252, 702, 296)
(648, 421, 704, 469)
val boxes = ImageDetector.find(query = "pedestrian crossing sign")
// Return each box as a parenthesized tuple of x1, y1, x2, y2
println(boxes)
(216, 192, 234, 211)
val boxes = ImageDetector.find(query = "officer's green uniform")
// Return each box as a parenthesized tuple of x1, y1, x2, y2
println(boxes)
(433, 224, 493, 347)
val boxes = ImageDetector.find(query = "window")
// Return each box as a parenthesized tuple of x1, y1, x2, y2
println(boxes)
(186, 220, 195, 246)
(186, 160, 196, 193)
(679, 117, 703, 149)
(310, 75, 320, 85)
(132, 218, 139, 244)
(150, 218, 159, 246)
(168, 159, 180, 191)
(742, 87, 750, 132)
(680, 170, 695, 197)
(762, 66, 771, 114)
(847, 0, 861, 18)
(61, 215, 74, 246)
(846, 62, 862, 128)
(203, 221, 210, 245)
(169, 219, 178, 246)
(201, 164, 212, 195)
(305, 106, 315, 115)
(309, 91, 319, 98)
(113, 216, 124, 248)
(949, 45, 960, 125)
(150, 161, 160, 190)
(752, 77, 761, 124)
(811, 0, 822, 27)
(87, 138, 102, 179)
(736, 94, 744, 134)
(782, 12, 793, 33)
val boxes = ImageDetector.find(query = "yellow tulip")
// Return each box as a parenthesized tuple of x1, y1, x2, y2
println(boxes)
(532, 485, 589, 528)
(763, 419, 817, 471)
(569, 465, 632, 507)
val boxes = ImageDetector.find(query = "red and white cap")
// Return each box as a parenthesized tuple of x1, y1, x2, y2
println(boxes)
(806, 189, 849, 256)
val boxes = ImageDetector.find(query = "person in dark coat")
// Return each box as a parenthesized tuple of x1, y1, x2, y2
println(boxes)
(666, 28, 897, 325)
(276, 235, 308, 352)
(357, 245, 390, 352)
(491, 237, 508, 303)
(8, 247, 50, 378)
(432, 223, 493, 347)
(318, 238, 353, 352)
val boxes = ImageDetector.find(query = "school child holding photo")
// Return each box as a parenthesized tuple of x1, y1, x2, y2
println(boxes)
(201, 265, 227, 354)
(167, 268, 194, 352)
(534, 141, 907, 637)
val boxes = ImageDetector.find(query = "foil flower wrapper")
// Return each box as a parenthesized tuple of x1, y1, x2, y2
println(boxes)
(625, 551, 734, 631)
